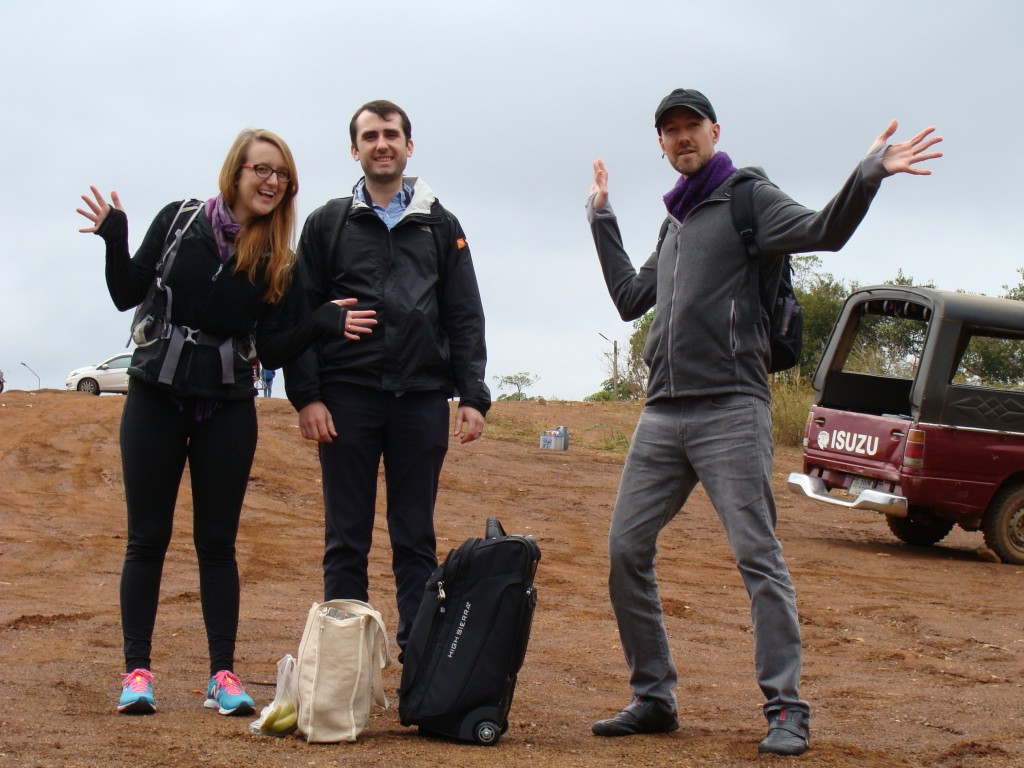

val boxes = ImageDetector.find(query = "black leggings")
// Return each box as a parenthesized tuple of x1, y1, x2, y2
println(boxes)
(119, 380, 257, 676)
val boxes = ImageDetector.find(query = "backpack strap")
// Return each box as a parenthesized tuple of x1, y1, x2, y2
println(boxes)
(157, 200, 205, 337)
(128, 199, 203, 348)
(150, 200, 243, 386)
(324, 196, 354, 258)
(730, 177, 766, 324)
(656, 216, 671, 253)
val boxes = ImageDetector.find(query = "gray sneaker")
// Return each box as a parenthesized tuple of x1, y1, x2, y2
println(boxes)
(758, 708, 809, 756)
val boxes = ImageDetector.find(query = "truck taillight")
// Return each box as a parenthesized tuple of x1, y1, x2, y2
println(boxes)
(903, 428, 925, 468)
(802, 410, 813, 448)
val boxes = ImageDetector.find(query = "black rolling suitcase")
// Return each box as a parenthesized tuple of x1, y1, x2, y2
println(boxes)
(399, 517, 540, 745)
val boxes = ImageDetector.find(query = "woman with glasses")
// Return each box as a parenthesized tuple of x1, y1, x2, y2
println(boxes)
(77, 129, 375, 717)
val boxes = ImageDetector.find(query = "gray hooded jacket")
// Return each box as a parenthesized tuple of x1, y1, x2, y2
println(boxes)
(588, 148, 890, 403)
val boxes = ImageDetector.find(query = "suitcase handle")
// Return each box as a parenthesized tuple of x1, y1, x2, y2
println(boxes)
(485, 517, 506, 539)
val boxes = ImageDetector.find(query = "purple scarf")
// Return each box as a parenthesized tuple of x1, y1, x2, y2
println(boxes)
(205, 195, 241, 263)
(663, 151, 738, 223)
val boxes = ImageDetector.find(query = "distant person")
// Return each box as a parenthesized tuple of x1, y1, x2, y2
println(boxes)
(76, 128, 371, 717)
(0, 369, 5, 394)
(281, 99, 490, 659)
(586, 89, 941, 755)
(262, 366, 276, 397)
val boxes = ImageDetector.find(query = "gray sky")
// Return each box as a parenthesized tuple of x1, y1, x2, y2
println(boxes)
(2, 0, 1021, 400)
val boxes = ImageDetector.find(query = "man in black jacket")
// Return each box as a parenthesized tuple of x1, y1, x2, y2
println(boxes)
(283, 100, 490, 655)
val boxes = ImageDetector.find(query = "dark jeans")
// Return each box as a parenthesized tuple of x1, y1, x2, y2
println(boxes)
(119, 380, 257, 675)
(318, 383, 449, 651)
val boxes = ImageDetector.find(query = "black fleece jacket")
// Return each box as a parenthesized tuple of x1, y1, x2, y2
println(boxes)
(97, 203, 345, 399)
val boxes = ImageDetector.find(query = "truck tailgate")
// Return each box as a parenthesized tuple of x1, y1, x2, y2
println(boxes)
(803, 407, 909, 483)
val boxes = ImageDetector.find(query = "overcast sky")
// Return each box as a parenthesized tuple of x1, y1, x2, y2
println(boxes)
(1, 0, 1021, 401)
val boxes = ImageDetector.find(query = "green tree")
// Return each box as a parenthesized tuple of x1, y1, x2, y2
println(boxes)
(622, 310, 654, 398)
(954, 268, 1024, 388)
(587, 264, 1024, 394)
(586, 311, 654, 401)
(791, 255, 848, 378)
(1001, 268, 1024, 301)
(493, 372, 539, 401)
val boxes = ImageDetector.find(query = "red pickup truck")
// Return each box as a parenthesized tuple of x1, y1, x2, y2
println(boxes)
(788, 285, 1024, 564)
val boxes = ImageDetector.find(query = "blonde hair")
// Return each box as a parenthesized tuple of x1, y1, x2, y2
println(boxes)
(219, 128, 299, 303)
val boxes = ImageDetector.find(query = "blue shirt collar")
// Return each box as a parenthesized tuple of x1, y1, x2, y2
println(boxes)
(354, 179, 414, 230)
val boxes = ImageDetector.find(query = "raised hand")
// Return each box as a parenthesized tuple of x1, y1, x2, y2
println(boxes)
(590, 158, 609, 209)
(868, 121, 943, 176)
(76, 186, 123, 233)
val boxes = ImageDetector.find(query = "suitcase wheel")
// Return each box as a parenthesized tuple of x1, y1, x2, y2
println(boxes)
(473, 720, 501, 746)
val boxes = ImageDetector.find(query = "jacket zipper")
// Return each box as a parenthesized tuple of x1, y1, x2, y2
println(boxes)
(665, 195, 733, 392)
(666, 218, 680, 393)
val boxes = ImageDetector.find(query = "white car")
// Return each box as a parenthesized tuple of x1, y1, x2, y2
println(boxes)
(66, 353, 132, 395)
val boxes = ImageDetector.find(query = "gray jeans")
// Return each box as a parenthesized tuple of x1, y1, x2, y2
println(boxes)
(608, 394, 808, 719)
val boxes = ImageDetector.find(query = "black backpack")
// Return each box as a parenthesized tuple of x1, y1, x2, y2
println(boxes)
(128, 200, 250, 386)
(730, 177, 803, 373)
(129, 199, 204, 348)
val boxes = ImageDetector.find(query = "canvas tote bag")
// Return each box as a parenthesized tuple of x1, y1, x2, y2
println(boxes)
(295, 599, 391, 743)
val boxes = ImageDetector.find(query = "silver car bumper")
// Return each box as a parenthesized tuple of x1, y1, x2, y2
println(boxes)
(787, 473, 908, 517)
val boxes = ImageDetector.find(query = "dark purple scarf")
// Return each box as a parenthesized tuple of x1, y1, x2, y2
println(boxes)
(663, 151, 738, 223)
(205, 195, 241, 263)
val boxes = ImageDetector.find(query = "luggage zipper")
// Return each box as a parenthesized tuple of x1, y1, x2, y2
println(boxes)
(405, 540, 479, 702)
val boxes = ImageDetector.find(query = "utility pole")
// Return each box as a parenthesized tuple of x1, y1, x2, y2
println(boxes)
(599, 334, 619, 400)
(20, 361, 40, 390)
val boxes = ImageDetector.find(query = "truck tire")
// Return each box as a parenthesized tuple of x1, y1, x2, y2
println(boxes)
(885, 510, 954, 547)
(982, 483, 1024, 565)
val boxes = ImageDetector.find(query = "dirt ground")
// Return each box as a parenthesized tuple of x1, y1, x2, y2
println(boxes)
(1, 390, 1022, 768)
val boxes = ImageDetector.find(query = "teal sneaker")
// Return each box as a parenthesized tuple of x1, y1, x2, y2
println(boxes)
(118, 668, 156, 714)
(204, 670, 255, 716)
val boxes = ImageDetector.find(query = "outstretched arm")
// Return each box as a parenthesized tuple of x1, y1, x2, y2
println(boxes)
(868, 121, 943, 175)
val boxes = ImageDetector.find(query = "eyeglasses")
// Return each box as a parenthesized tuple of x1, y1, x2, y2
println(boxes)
(241, 163, 292, 184)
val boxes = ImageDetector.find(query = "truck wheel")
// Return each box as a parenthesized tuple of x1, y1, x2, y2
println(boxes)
(885, 510, 954, 547)
(474, 720, 501, 746)
(982, 483, 1024, 565)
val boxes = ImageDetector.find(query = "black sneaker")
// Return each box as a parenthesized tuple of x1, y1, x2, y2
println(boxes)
(592, 696, 679, 737)
(758, 708, 809, 756)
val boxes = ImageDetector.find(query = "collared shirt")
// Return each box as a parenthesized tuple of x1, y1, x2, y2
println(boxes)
(354, 180, 413, 230)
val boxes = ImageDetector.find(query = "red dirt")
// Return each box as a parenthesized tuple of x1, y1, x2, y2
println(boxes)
(1, 391, 1022, 767)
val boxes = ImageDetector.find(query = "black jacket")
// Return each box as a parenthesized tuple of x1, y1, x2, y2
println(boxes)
(281, 178, 490, 414)
(99, 203, 270, 400)
(98, 203, 345, 400)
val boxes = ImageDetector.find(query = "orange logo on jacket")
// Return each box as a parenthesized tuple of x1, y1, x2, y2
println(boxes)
(456, 238, 467, 250)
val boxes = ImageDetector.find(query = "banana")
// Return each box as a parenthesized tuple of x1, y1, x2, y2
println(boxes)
(270, 703, 297, 734)
(249, 700, 297, 737)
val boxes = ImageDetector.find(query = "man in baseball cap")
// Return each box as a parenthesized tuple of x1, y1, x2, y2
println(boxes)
(585, 89, 941, 755)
